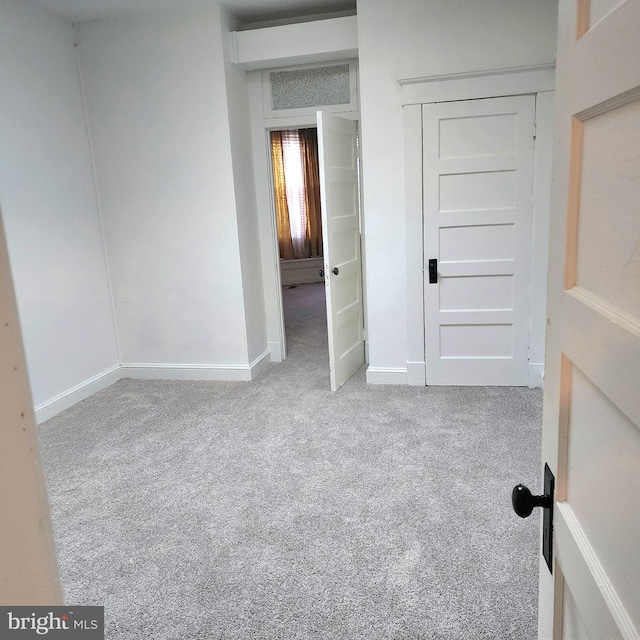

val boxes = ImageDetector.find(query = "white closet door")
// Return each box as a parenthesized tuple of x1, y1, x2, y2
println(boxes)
(423, 95, 535, 385)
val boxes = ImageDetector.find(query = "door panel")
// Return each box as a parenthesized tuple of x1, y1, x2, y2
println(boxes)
(541, 1, 640, 638)
(587, 0, 626, 28)
(438, 112, 518, 158)
(439, 224, 515, 262)
(439, 274, 513, 311)
(561, 582, 593, 640)
(317, 111, 365, 391)
(439, 170, 517, 211)
(423, 95, 535, 385)
(574, 99, 640, 319)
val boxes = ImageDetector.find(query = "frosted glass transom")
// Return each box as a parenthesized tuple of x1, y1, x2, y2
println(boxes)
(270, 64, 351, 110)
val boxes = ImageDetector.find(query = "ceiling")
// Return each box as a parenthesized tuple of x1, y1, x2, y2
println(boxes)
(28, 0, 356, 24)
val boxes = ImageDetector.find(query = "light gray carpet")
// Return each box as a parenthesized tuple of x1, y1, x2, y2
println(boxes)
(39, 282, 542, 639)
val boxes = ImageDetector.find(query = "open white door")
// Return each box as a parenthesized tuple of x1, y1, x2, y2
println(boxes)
(536, 1, 640, 637)
(317, 111, 365, 391)
(423, 96, 535, 385)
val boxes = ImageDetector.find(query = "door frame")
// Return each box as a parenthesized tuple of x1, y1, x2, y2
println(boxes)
(0, 209, 62, 603)
(247, 68, 364, 366)
(402, 66, 556, 387)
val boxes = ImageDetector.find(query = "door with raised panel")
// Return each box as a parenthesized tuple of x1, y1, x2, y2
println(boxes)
(316, 111, 365, 391)
(423, 95, 535, 385)
(535, 0, 640, 638)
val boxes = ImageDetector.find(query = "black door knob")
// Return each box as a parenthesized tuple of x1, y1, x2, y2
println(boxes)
(319, 269, 324, 277)
(512, 484, 552, 518)
(332, 267, 339, 275)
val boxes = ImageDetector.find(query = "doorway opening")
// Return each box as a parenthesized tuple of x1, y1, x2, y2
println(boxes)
(269, 127, 328, 358)
(267, 114, 365, 390)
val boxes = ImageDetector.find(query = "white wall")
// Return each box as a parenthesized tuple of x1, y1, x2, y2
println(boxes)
(220, 7, 268, 364)
(231, 15, 358, 70)
(0, 0, 120, 410)
(357, 0, 558, 375)
(77, 8, 258, 370)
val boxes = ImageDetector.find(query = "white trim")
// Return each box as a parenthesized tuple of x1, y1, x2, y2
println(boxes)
(231, 16, 358, 71)
(249, 61, 362, 374)
(407, 361, 426, 386)
(249, 349, 272, 379)
(366, 366, 408, 385)
(529, 363, 544, 389)
(262, 59, 358, 119)
(399, 63, 555, 86)
(35, 364, 121, 424)
(556, 502, 640, 640)
(404, 68, 556, 389)
(120, 357, 271, 383)
(264, 111, 358, 129)
(248, 70, 288, 361)
(229, 30, 240, 65)
(400, 64, 556, 106)
(528, 91, 555, 388)
(34, 351, 273, 423)
(268, 341, 283, 363)
(280, 257, 324, 285)
(404, 104, 425, 386)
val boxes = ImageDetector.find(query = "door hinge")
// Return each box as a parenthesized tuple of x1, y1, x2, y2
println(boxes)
(533, 123, 537, 140)
(363, 328, 367, 342)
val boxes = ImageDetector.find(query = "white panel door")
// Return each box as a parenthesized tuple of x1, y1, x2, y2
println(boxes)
(538, 1, 640, 638)
(423, 96, 535, 385)
(317, 111, 365, 391)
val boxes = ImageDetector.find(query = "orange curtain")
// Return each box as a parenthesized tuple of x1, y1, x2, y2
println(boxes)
(270, 131, 295, 260)
(299, 128, 323, 258)
(270, 128, 323, 260)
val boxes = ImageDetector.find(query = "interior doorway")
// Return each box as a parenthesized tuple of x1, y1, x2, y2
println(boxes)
(268, 113, 366, 391)
(269, 126, 329, 358)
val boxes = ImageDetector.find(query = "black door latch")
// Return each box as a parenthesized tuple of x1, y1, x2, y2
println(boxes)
(428, 259, 438, 284)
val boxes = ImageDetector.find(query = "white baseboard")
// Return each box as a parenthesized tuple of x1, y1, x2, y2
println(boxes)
(34, 352, 274, 424)
(529, 363, 544, 389)
(282, 275, 325, 285)
(35, 364, 122, 424)
(120, 353, 272, 383)
(121, 362, 255, 382)
(407, 361, 426, 386)
(280, 257, 324, 286)
(268, 341, 283, 363)
(366, 366, 408, 385)
(249, 349, 271, 379)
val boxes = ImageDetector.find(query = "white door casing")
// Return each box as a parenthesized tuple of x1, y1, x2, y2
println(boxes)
(539, 1, 640, 638)
(317, 111, 365, 391)
(423, 96, 535, 385)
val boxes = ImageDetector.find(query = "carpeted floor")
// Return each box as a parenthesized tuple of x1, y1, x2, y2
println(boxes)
(38, 282, 542, 639)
